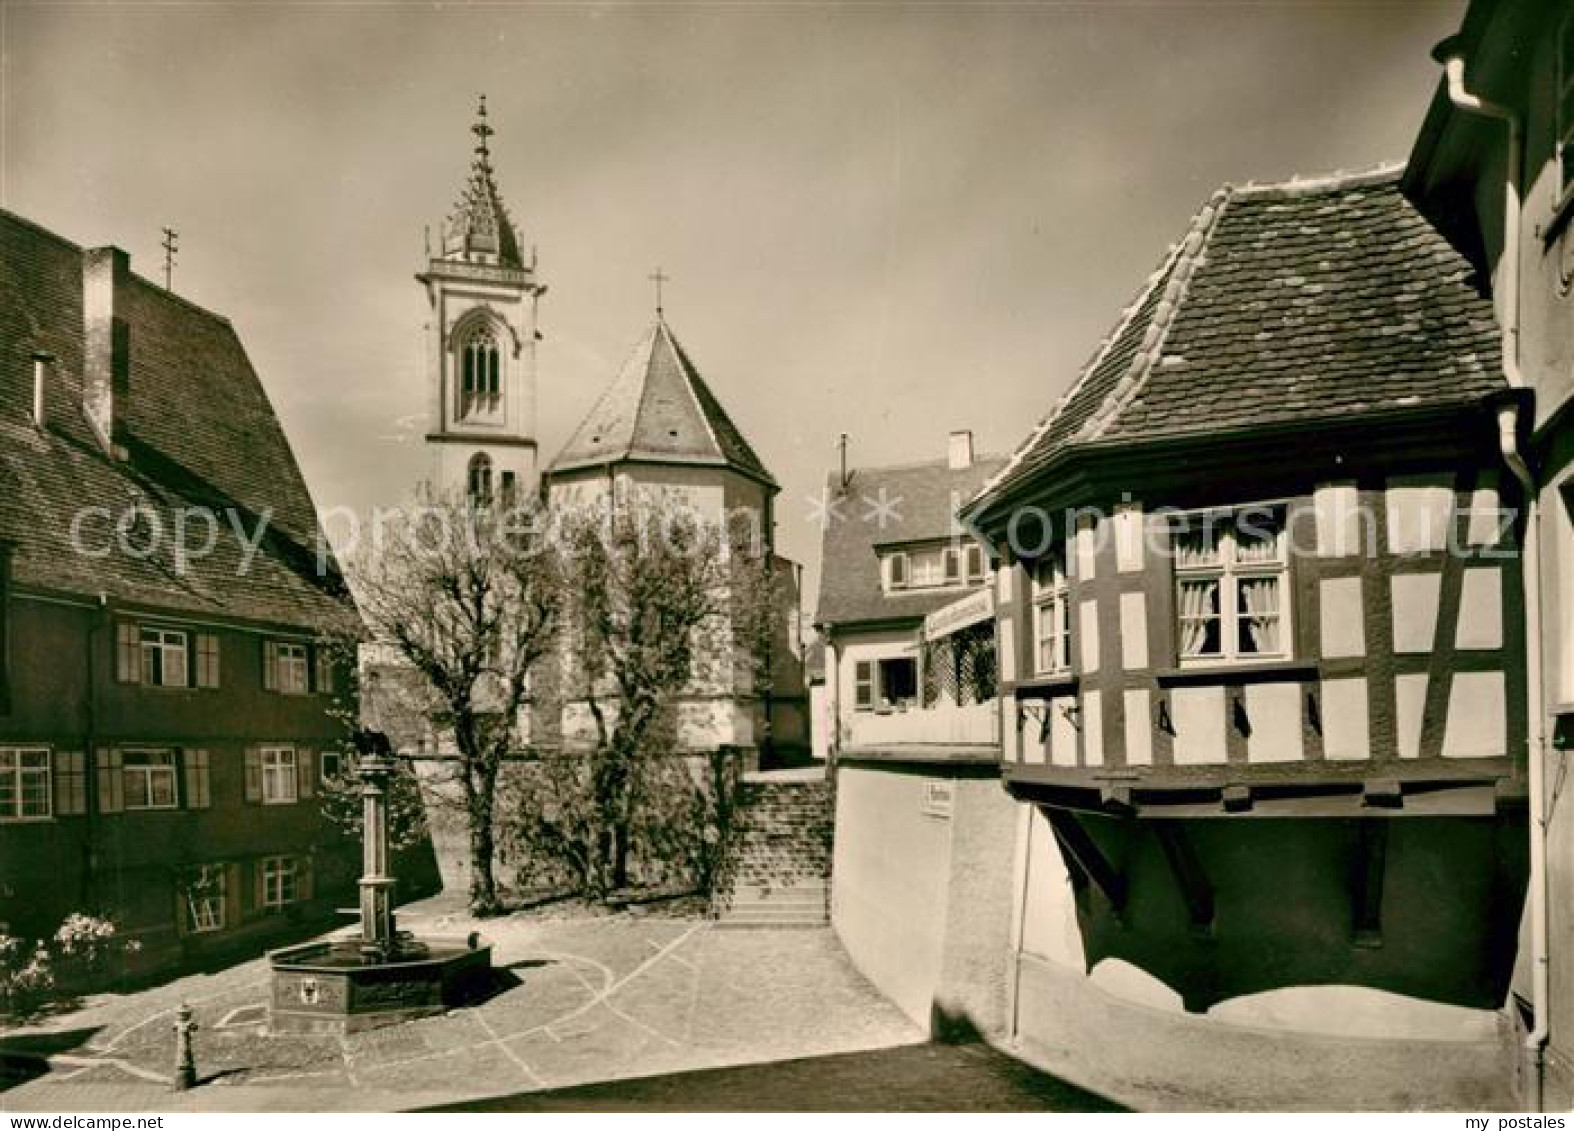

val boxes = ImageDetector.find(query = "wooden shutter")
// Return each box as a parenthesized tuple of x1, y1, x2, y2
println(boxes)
(96, 748, 123, 813)
(243, 747, 262, 803)
(312, 647, 333, 695)
(224, 862, 242, 928)
(854, 661, 874, 710)
(888, 553, 908, 589)
(54, 751, 86, 815)
(297, 855, 314, 903)
(184, 749, 211, 810)
(115, 622, 141, 684)
(196, 634, 220, 689)
(262, 641, 278, 691)
(254, 858, 268, 910)
(295, 748, 314, 799)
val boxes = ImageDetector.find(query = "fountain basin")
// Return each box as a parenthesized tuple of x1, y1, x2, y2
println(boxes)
(268, 937, 494, 1034)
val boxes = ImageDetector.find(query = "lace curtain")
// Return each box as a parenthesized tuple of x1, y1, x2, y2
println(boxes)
(1238, 577, 1281, 654)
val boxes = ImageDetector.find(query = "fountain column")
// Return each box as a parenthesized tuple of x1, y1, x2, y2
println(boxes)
(355, 733, 399, 960)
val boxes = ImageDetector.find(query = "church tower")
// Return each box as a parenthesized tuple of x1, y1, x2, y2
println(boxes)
(418, 96, 546, 505)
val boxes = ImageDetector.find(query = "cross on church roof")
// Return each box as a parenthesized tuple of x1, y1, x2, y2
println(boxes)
(648, 266, 671, 315)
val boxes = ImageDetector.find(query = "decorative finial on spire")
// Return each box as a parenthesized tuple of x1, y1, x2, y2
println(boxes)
(648, 266, 671, 316)
(472, 93, 494, 165)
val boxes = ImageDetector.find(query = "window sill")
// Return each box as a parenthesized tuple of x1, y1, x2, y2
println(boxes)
(0, 815, 55, 824)
(1012, 673, 1080, 699)
(1155, 660, 1319, 687)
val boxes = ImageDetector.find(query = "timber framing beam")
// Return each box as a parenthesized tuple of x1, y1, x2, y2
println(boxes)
(1352, 819, 1388, 949)
(1043, 807, 1127, 917)
(1155, 823, 1215, 936)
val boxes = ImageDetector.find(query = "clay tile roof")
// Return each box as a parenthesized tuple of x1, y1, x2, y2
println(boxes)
(964, 165, 1505, 520)
(815, 455, 1006, 629)
(548, 317, 776, 487)
(0, 209, 356, 631)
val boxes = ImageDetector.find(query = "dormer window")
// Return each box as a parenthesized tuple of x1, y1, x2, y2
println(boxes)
(883, 541, 989, 594)
(1173, 505, 1289, 664)
(468, 452, 494, 507)
(458, 325, 502, 419)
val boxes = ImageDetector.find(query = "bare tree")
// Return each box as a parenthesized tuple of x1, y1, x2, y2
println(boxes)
(346, 490, 561, 916)
(517, 495, 776, 898)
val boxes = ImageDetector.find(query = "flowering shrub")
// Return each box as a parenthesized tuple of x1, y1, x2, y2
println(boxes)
(0, 914, 138, 1018)
(53, 913, 137, 979)
(0, 932, 56, 1016)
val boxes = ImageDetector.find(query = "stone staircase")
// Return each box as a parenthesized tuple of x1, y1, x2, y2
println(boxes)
(714, 770, 832, 929)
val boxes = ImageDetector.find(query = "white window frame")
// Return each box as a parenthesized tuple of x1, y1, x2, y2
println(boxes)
(1172, 506, 1291, 666)
(319, 749, 343, 783)
(184, 864, 227, 934)
(139, 626, 189, 689)
(0, 747, 52, 821)
(1033, 551, 1071, 676)
(275, 642, 309, 695)
(122, 748, 179, 811)
(261, 745, 299, 805)
(261, 855, 299, 908)
(875, 656, 919, 711)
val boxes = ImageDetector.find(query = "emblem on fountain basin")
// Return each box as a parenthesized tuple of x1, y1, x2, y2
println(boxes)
(268, 728, 493, 1034)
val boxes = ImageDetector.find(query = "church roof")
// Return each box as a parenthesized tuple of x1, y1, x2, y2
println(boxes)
(442, 96, 524, 269)
(0, 208, 357, 632)
(548, 316, 777, 487)
(963, 166, 1505, 524)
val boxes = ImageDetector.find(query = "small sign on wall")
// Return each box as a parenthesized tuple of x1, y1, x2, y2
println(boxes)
(921, 780, 954, 818)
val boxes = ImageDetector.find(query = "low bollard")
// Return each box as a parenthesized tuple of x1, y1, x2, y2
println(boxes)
(172, 1001, 198, 1091)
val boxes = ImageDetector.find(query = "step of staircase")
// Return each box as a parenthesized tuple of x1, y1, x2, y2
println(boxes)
(712, 777, 833, 928)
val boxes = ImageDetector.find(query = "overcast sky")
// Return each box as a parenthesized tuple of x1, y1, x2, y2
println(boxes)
(2, 1, 1461, 602)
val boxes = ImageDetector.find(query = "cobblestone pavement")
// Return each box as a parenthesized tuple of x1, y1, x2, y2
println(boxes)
(1, 898, 925, 1112)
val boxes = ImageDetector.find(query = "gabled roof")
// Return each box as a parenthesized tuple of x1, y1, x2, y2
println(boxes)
(815, 454, 1006, 629)
(965, 166, 1505, 522)
(548, 316, 776, 488)
(0, 209, 356, 631)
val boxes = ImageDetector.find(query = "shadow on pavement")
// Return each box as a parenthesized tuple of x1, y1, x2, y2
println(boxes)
(414, 1042, 1128, 1112)
(0, 1027, 102, 1094)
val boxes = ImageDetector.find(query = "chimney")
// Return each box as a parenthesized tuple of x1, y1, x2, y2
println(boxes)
(947, 429, 974, 470)
(82, 246, 130, 457)
(29, 352, 53, 429)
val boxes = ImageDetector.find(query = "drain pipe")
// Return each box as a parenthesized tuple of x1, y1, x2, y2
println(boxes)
(1436, 38, 1549, 1109)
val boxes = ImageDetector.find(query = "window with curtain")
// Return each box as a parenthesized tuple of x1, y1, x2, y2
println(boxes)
(1173, 506, 1289, 663)
(1033, 549, 1070, 675)
(458, 325, 503, 419)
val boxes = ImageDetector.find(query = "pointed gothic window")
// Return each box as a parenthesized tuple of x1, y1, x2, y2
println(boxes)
(468, 453, 493, 507)
(458, 325, 502, 419)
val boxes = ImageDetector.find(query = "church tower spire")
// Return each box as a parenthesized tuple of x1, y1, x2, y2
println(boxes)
(418, 95, 547, 504)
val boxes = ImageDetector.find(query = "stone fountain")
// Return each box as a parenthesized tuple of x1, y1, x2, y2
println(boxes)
(268, 729, 492, 1034)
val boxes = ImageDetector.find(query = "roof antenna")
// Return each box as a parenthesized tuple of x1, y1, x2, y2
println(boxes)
(160, 227, 179, 291)
(648, 266, 670, 317)
(838, 432, 851, 490)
